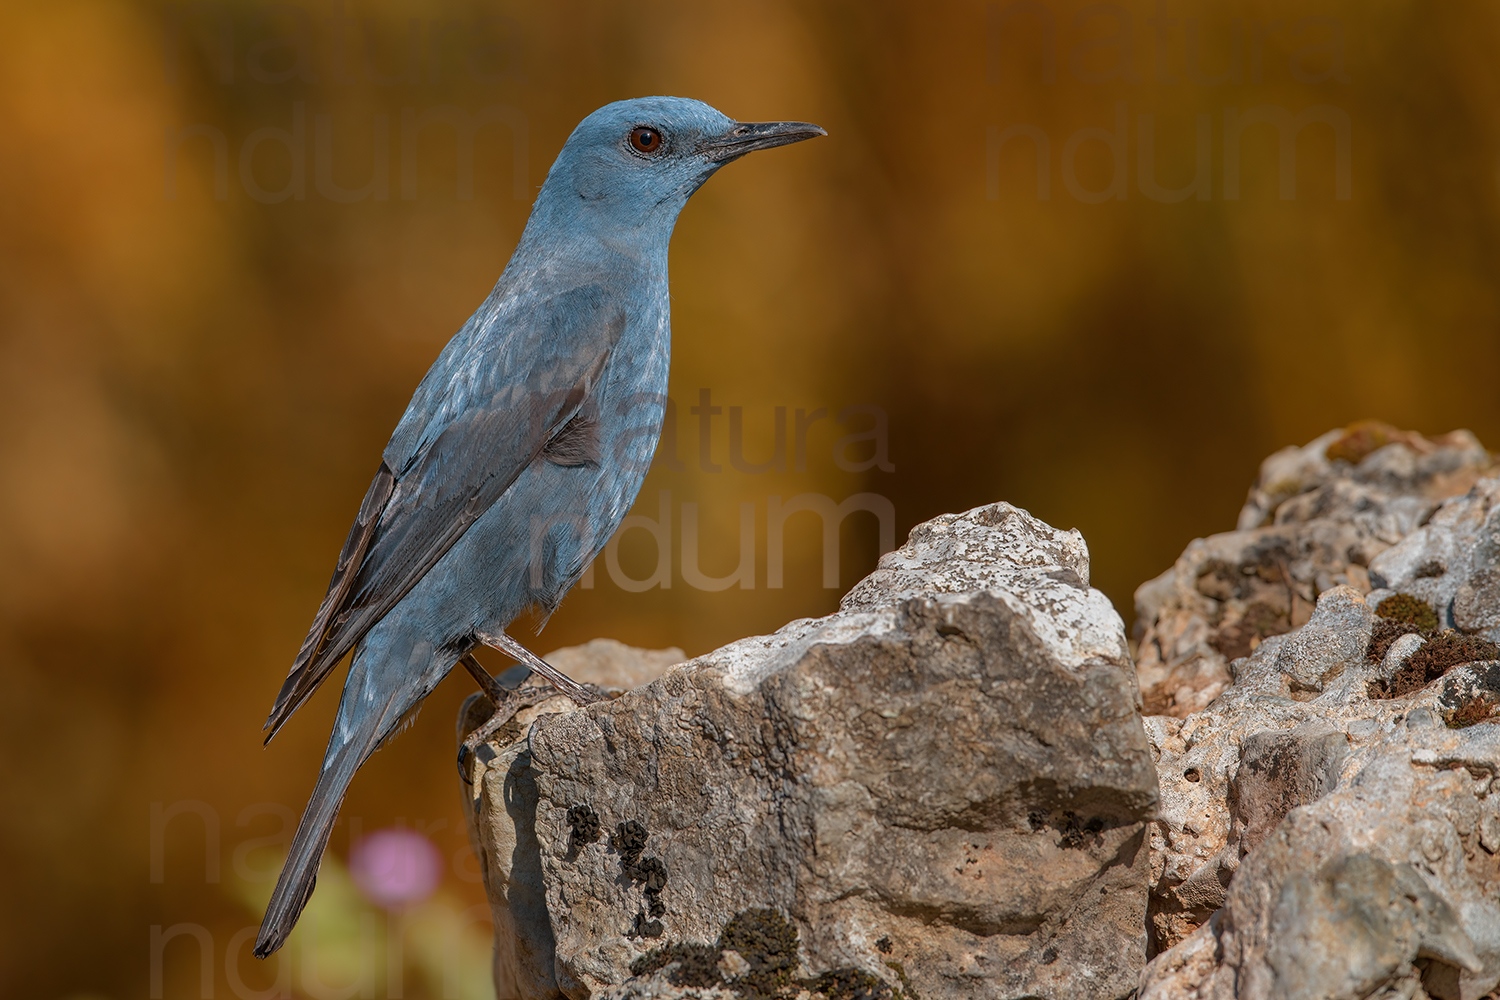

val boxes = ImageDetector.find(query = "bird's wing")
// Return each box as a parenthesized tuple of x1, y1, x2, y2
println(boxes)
(263, 282, 627, 742)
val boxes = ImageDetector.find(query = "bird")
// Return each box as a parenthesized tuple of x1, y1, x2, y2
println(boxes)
(253, 97, 824, 958)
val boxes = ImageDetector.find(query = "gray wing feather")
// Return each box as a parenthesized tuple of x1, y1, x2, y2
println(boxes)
(263, 282, 625, 741)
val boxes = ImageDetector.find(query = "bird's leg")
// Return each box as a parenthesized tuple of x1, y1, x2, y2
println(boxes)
(456, 651, 525, 782)
(459, 652, 509, 705)
(475, 629, 601, 706)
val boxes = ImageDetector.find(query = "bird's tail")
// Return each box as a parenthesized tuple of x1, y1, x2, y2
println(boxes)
(254, 636, 452, 958)
(253, 719, 368, 958)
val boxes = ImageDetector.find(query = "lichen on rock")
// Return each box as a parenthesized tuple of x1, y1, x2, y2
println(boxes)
(1133, 425, 1493, 717)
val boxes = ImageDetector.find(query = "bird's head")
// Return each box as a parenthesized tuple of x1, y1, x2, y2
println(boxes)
(525, 97, 825, 252)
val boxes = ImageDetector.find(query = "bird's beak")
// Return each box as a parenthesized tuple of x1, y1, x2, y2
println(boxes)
(698, 121, 827, 162)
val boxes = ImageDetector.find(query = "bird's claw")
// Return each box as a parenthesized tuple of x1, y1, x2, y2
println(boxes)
(456, 683, 575, 784)
(456, 641, 606, 785)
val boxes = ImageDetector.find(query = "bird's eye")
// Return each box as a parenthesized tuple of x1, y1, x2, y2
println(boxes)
(629, 127, 663, 154)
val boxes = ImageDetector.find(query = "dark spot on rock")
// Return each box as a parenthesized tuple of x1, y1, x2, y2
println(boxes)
(629, 855, 668, 917)
(935, 623, 964, 638)
(1057, 812, 1106, 849)
(1023, 808, 1112, 847)
(1370, 631, 1500, 698)
(1183, 768, 1201, 783)
(611, 821, 670, 925)
(630, 855, 668, 891)
(1415, 560, 1447, 579)
(1209, 600, 1292, 661)
(629, 906, 906, 999)
(1041, 946, 1058, 964)
(1376, 593, 1439, 632)
(628, 911, 664, 939)
(1194, 559, 1239, 602)
(719, 908, 800, 995)
(1047, 567, 1086, 589)
(630, 941, 721, 986)
(810, 967, 893, 999)
(566, 804, 601, 851)
(875, 936, 893, 954)
(611, 819, 649, 860)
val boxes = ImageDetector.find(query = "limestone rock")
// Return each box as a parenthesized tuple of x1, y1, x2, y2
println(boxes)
(459, 426, 1500, 999)
(1229, 721, 1347, 855)
(1134, 424, 1493, 718)
(461, 503, 1158, 999)
(1380, 632, 1428, 684)
(1270, 586, 1374, 694)
(1143, 473, 1500, 999)
(544, 638, 685, 691)
(1143, 713, 1500, 1000)
(1370, 476, 1500, 643)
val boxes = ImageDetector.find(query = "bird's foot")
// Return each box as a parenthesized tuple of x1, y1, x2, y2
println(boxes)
(456, 683, 558, 784)
(475, 630, 602, 706)
(455, 649, 605, 782)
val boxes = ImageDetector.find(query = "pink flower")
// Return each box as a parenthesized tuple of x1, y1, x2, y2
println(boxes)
(349, 828, 443, 909)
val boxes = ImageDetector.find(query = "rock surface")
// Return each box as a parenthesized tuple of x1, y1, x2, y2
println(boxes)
(543, 638, 686, 690)
(1141, 429, 1500, 1000)
(1133, 423, 1493, 717)
(461, 503, 1158, 999)
(462, 423, 1500, 1000)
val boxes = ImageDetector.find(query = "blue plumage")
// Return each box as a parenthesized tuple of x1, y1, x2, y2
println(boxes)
(254, 97, 823, 956)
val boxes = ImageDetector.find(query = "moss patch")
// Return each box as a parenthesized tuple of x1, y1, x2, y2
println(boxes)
(1376, 593, 1440, 632)
(630, 942, 722, 987)
(809, 967, 891, 999)
(629, 907, 908, 999)
(1370, 631, 1500, 698)
(719, 908, 801, 996)
(1408, 633, 1500, 682)
(883, 961, 919, 999)
(1365, 594, 1457, 698)
(1366, 618, 1425, 666)
(1445, 694, 1498, 729)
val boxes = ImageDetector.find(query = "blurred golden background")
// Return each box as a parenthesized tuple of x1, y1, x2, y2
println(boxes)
(3, 1, 1499, 997)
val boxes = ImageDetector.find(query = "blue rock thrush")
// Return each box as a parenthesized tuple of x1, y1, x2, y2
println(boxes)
(253, 98, 823, 957)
